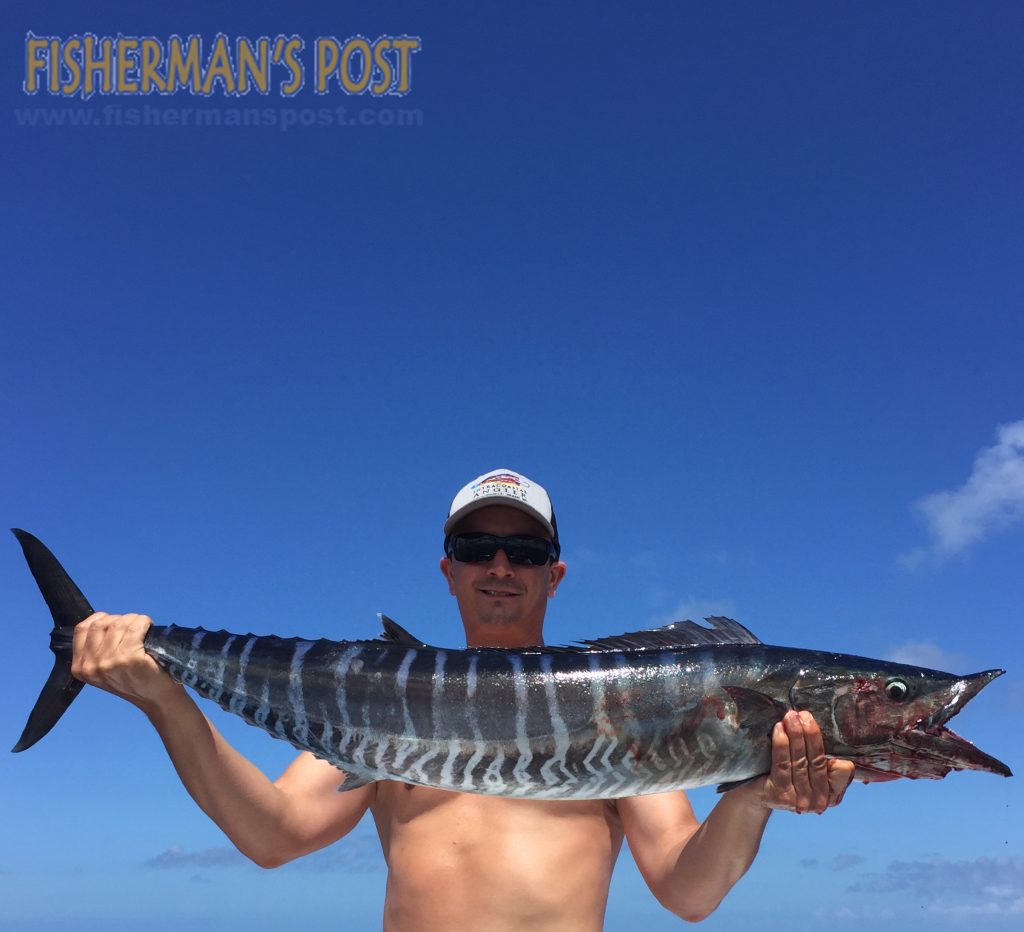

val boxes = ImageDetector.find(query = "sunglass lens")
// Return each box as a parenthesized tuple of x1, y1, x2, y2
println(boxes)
(450, 535, 552, 566)
(510, 538, 552, 565)
(452, 536, 496, 563)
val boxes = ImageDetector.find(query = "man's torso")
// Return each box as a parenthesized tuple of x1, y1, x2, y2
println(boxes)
(371, 783, 625, 931)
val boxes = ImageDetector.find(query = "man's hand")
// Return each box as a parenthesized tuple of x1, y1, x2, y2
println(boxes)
(67, 614, 370, 869)
(760, 709, 854, 813)
(618, 707, 855, 922)
(71, 612, 184, 712)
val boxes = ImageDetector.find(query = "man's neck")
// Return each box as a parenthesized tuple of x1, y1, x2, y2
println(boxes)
(463, 622, 545, 649)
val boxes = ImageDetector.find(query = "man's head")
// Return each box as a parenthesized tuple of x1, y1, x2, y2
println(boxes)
(440, 469, 566, 648)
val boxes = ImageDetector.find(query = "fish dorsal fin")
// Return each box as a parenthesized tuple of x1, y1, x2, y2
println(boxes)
(573, 616, 762, 651)
(377, 613, 429, 647)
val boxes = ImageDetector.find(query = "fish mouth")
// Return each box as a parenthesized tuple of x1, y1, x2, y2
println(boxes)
(891, 722, 1013, 778)
(921, 668, 1004, 731)
(889, 670, 1012, 780)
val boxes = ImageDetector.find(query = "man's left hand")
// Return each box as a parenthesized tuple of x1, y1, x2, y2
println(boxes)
(760, 710, 855, 814)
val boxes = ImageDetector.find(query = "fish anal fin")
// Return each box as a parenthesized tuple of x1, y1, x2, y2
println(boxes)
(716, 775, 764, 794)
(335, 770, 373, 793)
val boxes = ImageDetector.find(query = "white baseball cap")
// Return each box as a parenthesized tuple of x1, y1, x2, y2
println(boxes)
(444, 468, 560, 553)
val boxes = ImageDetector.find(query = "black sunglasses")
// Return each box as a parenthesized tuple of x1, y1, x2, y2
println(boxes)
(445, 533, 558, 566)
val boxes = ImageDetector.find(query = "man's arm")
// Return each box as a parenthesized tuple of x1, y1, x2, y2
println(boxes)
(618, 710, 855, 922)
(72, 612, 374, 868)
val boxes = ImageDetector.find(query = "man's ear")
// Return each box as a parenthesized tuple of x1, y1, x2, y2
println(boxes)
(439, 556, 456, 595)
(547, 561, 567, 597)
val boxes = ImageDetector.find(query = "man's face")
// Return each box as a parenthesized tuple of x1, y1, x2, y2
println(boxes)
(439, 505, 566, 647)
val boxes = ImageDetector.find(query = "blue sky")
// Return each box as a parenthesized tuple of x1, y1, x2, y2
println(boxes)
(2, 2, 1022, 929)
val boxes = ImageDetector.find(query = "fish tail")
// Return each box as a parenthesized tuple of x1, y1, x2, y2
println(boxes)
(11, 529, 94, 753)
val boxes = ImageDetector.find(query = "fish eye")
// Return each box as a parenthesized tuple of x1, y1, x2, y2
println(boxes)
(885, 679, 910, 702)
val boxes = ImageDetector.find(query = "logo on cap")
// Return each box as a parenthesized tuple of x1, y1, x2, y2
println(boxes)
(472, 472, 530, 502)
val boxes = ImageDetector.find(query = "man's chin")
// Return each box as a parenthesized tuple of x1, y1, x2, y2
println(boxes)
(469, 596, 530, 626)
(475, 606, 521, 625)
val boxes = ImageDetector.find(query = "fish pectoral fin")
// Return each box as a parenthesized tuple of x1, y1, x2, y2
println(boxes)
(722, 685, 789, 733)
(335, 770, 373, 793)
(713, 687, 787, 794)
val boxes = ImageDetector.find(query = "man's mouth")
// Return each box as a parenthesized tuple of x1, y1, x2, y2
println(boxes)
(479, 588, 519, 598)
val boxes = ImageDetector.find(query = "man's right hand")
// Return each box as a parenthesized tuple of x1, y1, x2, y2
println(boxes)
(71, 612, 184, 712)
(68, 613, 371, 868)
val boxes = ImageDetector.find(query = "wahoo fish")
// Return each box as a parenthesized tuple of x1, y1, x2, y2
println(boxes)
(12, 530, 1011, 797)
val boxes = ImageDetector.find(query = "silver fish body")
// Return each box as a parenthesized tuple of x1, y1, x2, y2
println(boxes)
(143, 619, 1010, 798)
(12, 529, 1012, 796)
(147, 626, 766, 798)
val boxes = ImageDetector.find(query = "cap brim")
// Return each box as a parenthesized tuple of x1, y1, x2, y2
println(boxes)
(444, 499, 555, 539)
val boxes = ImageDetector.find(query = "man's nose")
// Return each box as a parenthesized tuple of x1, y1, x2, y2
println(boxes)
(486, 549, 515, 574)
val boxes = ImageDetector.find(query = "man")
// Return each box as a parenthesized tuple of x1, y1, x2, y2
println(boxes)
(72, 468, 854, 930)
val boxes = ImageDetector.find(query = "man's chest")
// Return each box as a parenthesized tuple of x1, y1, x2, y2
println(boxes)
(370, 783, 623, 853)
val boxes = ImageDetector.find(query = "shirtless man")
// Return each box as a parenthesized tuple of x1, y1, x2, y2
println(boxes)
(71, 468, 855, 930)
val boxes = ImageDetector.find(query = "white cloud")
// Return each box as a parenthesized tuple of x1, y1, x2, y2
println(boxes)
(629, 550, 664, 573)
(146, 845, 247, 869)
(925, 896, 1024, 919)
(884, 640, 969, 672)
(567, 545, 604, 569)
(144, 829, 384, 873)
(812, 903, 896, 922)
(655, 597, 737, 627)
(850, 855, 1024, 902)
(284, 833, 384, 873)
(901, 418, 1024, 567)
(833, 853, 865, 871)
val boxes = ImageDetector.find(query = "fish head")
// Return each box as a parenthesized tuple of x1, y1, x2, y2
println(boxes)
(791, 661, 1011, 782)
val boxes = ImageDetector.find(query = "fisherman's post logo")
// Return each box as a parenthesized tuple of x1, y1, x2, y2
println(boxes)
(23, 32, 421, 99)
